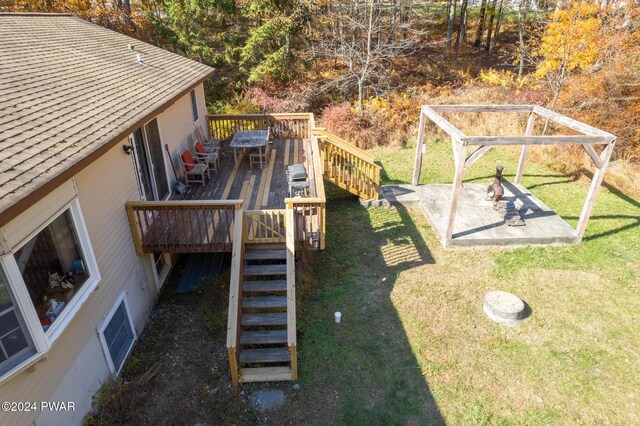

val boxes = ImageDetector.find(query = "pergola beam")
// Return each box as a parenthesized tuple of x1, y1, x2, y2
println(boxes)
(576, 140, 616, 241)
(464, 145, 493, 170)
(430, 105, 534, 113)
(515, 112, 536, 184)
(533, 105, 615, 138)
(421, 105, 465, 142)
(583, 145, 604, 168)
(462, 135, 614, 145)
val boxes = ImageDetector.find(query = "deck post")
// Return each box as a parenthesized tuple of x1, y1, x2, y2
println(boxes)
(125, 204, 143, 256)
(412, 110, 427, 186)
(515, 112, 536, 184)
(575, 141, 615, 242)
(445, 139, 467, 246)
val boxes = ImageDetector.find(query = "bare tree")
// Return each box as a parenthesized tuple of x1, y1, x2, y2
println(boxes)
(484, 0, 498, 50)
(474, 0, 488, 47)
(446, 0, 457, 50)
(489, 0, 505, 54)
(314, 0, 428, 116)
(454, 0, 469, 61)
(517, 0, 531, 78)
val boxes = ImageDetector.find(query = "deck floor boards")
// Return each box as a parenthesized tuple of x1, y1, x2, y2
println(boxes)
(173, 139, 308, 209)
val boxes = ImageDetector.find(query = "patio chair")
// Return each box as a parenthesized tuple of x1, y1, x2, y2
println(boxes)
(195, 125, 221, 153)
(195, 141, 220, 174)
(180, 150, 209, 186)
(249, 140, 270, 168)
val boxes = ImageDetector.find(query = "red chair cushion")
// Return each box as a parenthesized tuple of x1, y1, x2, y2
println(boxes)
(195, 142, 206, 155)
(181, 150, 195, 171)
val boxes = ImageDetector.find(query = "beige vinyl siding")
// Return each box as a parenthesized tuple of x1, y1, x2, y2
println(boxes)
(0, 140, 157, 426)
(158, 83, 209, 191)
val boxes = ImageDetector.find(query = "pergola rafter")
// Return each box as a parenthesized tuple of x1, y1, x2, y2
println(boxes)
(412, 104, 616, 247)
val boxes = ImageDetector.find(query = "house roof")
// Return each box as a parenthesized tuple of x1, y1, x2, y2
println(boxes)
(0, 13, 215, 226)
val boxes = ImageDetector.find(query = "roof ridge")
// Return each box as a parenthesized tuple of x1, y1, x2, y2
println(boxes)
(0, 12, 74, 17)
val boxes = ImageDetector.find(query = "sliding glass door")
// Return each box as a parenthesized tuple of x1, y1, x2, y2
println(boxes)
(131, 119, 169, 201)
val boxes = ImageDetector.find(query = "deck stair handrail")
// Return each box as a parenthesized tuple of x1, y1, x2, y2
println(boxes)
(285, 203, 297, 380)
(126, 200, 243, 255)
(311, 128, 381, 200)
(226, 208, 245, 386)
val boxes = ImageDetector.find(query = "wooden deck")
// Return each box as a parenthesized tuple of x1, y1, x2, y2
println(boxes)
(173, 138, 315, 208)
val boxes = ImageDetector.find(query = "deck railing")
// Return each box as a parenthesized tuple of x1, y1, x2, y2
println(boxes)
(244, 209, 286, 244)
(313, 128, 381, 200)
(125, 200, 242, 255)
(226, 208, 245, 387)
(207, 113, 311, 141)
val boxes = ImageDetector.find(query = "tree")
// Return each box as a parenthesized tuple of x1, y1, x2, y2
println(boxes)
(517, 0, 531, 78)
(484, 0, 498, 51)
(239, 0, 318, 84)
(489, 0, 505, 54)
(474, 0, 487, 47)
(446, 0, 457, 50)
(454, 0, 469, 61)
(533, 0, 602, 109)
(314, 0, 426, 116)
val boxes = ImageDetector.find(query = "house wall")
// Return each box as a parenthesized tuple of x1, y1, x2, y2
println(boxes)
(159, 83, 209, 189)
(0, 87, 205, 425)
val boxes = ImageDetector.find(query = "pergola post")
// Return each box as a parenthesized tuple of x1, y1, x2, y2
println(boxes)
(445, 140, 467, 245)
(515, 111, 536, 184)
(412, 110, 427, 186)
(575, 140, 616, 242)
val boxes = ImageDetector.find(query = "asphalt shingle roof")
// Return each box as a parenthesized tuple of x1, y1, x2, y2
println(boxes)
(0, 13, 214, 223)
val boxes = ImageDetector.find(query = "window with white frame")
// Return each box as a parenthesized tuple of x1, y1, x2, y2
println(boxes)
(0, 199, 100, 380)
(0, 269, 35, 376)
(190, 90, 199, 123)
(98, 293, 135, 374)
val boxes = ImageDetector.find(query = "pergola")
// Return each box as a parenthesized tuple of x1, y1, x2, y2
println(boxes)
(412, 105, 616, 247)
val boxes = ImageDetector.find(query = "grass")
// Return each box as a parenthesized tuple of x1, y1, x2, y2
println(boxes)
(290, 139, 640, 424)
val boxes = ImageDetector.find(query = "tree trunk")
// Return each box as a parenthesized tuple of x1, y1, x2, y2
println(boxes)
(474, 0, 487, 47)
(454, 0, 468, 62)
(446, 0, 456, 50)
(484, 0, 498, 51)
(517, 0, 527, 78)
(489, 0, 504, 54)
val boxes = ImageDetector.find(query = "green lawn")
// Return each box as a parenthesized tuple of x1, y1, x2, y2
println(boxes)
(293, 140, 640, 424)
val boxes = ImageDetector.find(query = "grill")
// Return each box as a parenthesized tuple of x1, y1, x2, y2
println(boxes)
(287, 164, 309, 197)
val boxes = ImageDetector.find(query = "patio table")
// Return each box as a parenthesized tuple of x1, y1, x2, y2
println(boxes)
(229, 129, 269, 168)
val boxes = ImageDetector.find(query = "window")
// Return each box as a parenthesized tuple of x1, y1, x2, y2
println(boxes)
(0, 199, 100, 381)
(190, 90, 199, 123)
(0, 269, 35, 376)
(98, 293, 135, 374)
(152, 252, 171, 289)
(14, 210, 89, 332)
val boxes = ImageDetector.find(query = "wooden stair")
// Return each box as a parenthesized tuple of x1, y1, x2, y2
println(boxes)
(237, 244, 294, 383)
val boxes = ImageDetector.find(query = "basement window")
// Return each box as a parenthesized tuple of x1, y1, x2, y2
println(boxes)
(98, 293, 135, 374)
